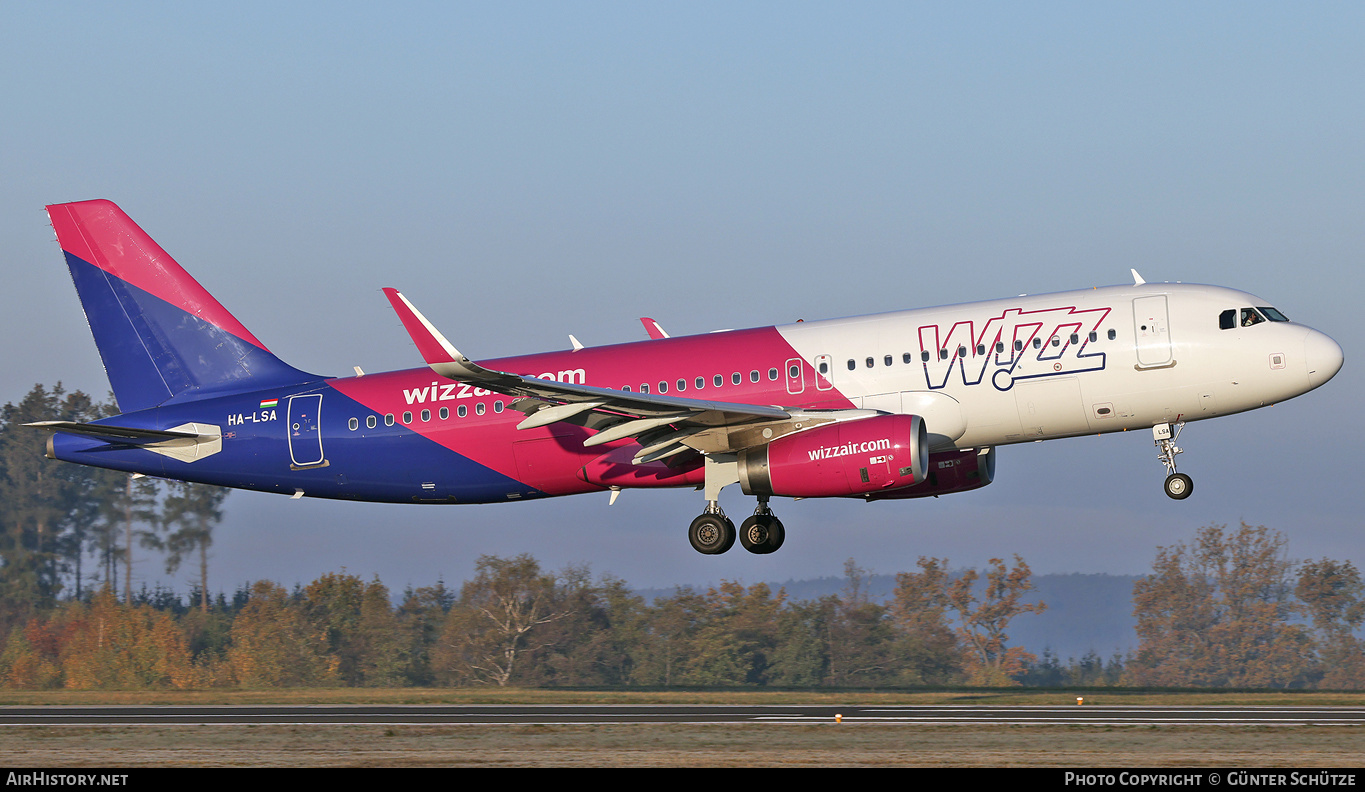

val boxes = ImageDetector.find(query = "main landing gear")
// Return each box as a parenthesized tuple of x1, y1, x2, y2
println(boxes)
(1154, 422, 1193, 500)
(688, 498, 786, 555)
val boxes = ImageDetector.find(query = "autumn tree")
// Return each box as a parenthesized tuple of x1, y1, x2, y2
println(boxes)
(665, 580, 783, 686)
(820, 559, 897, 686)
(1129, 523, 1312, 687)
(227, 581, 338, 687)
(518, 568, 641, 687)
(948, 555, 1046, 685)
(889, 556, 967, 685)
(434, 554, 570, 686)
(630, 585, 706, 686)
(1296, 558, 1365, 688)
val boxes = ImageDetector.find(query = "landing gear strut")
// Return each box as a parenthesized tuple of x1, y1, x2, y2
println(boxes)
(1154, 422, 1193, 500)
(739, 498, 785, 555)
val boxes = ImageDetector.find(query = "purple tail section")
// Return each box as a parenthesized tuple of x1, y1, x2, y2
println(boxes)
(47, 200, 316, 413)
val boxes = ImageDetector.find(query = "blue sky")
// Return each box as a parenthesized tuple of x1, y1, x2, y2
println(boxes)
(2, 2, 1362, 593)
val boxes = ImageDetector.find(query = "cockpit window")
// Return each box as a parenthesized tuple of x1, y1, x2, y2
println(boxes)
(1259, 306, 1289, 322)
(1241, 308, 1266, 327)
(1219, 309, 1236, 330)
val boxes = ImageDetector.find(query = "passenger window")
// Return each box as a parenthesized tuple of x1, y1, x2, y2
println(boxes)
(903, 352, 912, 364)
(366, 415, 377, 429)
(788, 365, 799, 378)
(996, 341, 1005, 353)
(641, 383, 650, 393)
(976, 344, 985, 356)
(921, 351, 930, 362)
(883, 355, 893, 367)
(768, 368, 779, 380)
(421, 409, 431, 422)
(1032, 338, 1042, 349)
(385, 413, 395, 426)
(847, 359, 856, 371)
(1219, 309, 1236, 330)
(403, 411, 413, 424)
(864, 357, 874, 369)
(1088, 332, 1097, 342)
(475, 403, 485, 415)
(494, 401, 503, 413)
(1014, 340, 1023, 351)
(677, 379, 686, 392)
(714, 374, 723, 387)
(1070, 333, 1079, 345)
(751, 370, 760, 382)
(938, 349, 948, 360)
(623, 385, 631, 392)
(1107, 329, 1116, 340)
(458, 404, 467, 418)
(1051, 337, 1060, 347)
(733, 372, 742, 384)
(348, 417, 358, 431)
(696, 376, 705, 389)
(818, 362, 828, 375)
(658, 381, 668, 393)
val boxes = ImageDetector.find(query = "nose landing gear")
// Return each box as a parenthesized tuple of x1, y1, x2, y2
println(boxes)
(1154, 422, 1193, 500)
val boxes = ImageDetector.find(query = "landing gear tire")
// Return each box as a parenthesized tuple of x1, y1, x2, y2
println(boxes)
(1164, 473, 1193, 500)
(739, 515, 786, 555)
(689, 513, 736, 555)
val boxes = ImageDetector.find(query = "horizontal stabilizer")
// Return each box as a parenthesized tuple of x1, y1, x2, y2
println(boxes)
(26, 421, 202, 443)
(31, 420, 223, 463)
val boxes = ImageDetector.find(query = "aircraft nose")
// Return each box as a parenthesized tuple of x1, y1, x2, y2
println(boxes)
(1304, 329, 1344, 389)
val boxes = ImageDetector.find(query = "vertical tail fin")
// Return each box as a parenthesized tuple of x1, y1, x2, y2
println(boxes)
(46, 200, 316, 413)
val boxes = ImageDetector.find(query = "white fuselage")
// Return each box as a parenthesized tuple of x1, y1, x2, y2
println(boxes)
(774, 283, 1339, 450)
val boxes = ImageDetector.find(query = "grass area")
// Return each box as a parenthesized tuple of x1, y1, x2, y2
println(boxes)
(0, 723, 1362, 768)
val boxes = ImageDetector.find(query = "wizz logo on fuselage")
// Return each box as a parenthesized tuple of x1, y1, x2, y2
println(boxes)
(401, 369, 587, 405)
(918, 305, 1111, 392)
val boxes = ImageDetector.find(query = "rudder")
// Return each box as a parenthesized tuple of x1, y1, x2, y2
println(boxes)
(46, 200, 316, 413)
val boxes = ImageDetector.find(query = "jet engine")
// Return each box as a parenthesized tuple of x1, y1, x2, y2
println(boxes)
(737, 413, 928, 498)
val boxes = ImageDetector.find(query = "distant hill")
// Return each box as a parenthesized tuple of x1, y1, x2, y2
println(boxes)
(637, 571, 1140, 662)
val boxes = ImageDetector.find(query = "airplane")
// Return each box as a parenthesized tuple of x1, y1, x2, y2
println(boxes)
(32, 200, 1344, 555)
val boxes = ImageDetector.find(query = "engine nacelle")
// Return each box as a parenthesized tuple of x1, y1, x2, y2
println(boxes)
(738, 414, 928, 498)
(863, 446, 996, 500)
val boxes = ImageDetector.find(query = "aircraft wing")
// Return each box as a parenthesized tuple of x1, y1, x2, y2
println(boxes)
(384, 289, 854, 463)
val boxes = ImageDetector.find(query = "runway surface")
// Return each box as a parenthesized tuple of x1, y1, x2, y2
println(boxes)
(2, 704, 1363, 726)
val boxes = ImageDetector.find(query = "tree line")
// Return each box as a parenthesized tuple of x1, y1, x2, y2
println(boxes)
(0, 555, 1050, 689)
